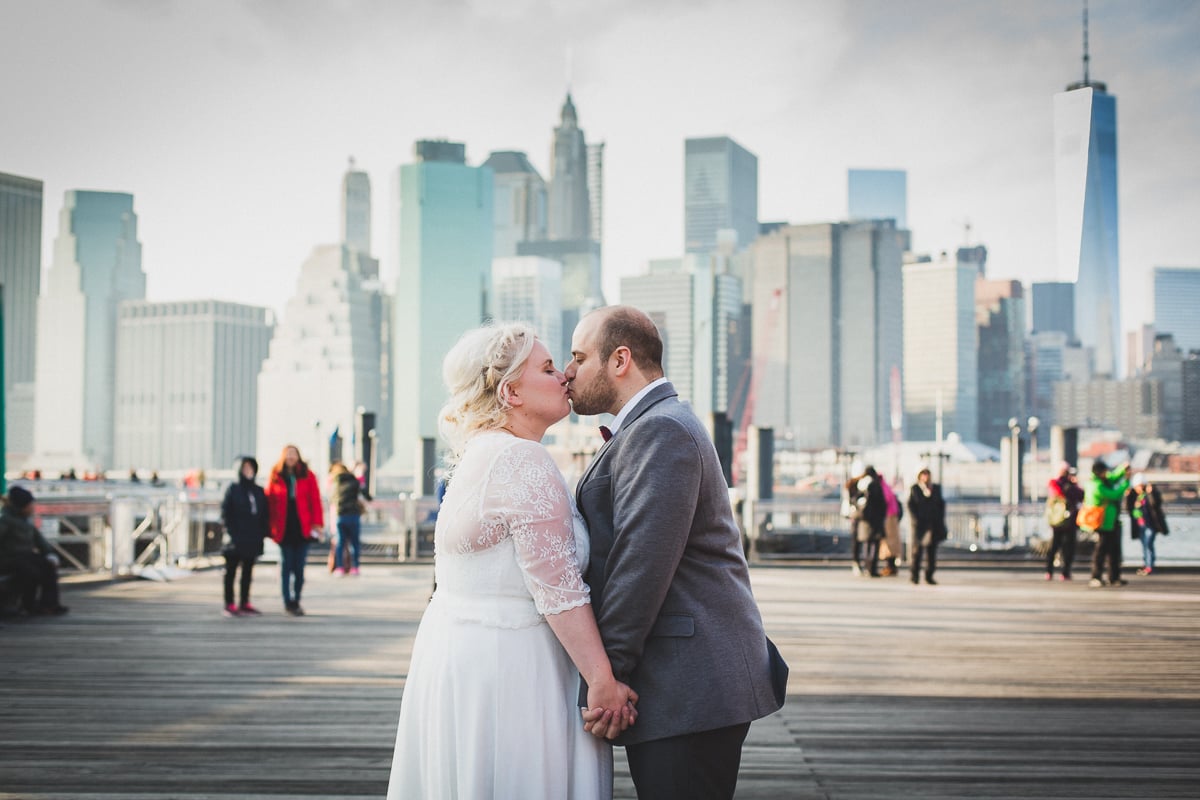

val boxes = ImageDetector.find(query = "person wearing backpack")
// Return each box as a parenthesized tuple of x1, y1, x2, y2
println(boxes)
(1043, 462, 1084, 581)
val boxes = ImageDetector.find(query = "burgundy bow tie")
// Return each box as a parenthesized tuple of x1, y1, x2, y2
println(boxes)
(599, 425, 613, 442)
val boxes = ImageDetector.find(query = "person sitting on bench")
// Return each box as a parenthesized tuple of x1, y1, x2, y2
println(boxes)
(0, 486, 68, 616)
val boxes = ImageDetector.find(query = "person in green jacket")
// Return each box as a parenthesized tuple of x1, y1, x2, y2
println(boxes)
(1081, 460, 1130, 588)
(0, 486, 68, 615)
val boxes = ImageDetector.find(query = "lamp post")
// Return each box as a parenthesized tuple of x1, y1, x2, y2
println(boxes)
(367, 428, 378, 500)
(1007, 417, 1021, 507)
(919, 450, 952, 487)
(1027, 416, 1040, 503)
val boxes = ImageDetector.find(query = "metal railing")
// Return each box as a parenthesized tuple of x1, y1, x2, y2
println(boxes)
(25, 487, 1200, 574)
(27, 488, 445, 577)
(741, 497, 1200, 563)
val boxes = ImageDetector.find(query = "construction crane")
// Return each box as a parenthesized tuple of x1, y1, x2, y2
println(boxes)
(732, 287, 782, 486)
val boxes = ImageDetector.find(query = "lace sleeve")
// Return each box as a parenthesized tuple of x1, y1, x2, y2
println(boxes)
(484, 438, 591, 616)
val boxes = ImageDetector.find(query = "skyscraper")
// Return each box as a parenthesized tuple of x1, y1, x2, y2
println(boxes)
(847, 168, 907, 230)
(0, 172, 43, 464)
(1026, 330, 1092, 436)
(258, 244, 384, 474)
(483, 151, 547, 258)
(492, 256, 563, 364)
(620, 263, 697, 406)
(1153, 266, 1200, 352)
(750, 220, 904, 447)
(391, 140, 493, 474)
(1054, 9, 1119, 376)
(621, 254, 743, 423)
(342, 158, 372, 256)
(548, 94, 590, 241)
(586, 142, 604, 247)
(684, 136, 758, 255)
(33, 191, 144, 471)
(1145, 334, 1184, 441)
(116, 300, 273, 471)
(903, 253, 978, 442)
(976, 277, 1026, 447)
(1031, 281, 1076, 338)
(1182, 352, 1200, 442)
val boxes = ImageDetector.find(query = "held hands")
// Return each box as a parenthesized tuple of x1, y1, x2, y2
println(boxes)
(580, 678, 638, 740)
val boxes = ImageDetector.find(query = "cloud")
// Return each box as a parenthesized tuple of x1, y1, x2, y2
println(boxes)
(1, 0, 1197, 328)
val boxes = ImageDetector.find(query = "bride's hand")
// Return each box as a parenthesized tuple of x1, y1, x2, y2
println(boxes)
(582, 679, 638, 739)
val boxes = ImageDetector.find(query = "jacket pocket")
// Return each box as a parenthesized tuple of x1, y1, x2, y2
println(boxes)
(649, 614, 694, 638)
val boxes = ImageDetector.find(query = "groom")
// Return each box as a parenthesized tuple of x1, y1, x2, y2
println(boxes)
(566, 305, 785, 800)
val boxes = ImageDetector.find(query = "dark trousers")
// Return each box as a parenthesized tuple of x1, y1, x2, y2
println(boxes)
(7, 553, 61, 612)
(1091, 529, 1122, 581)
(625, 721, 751, 800)
(1046, 527, 1077, 576)
(223, 553, 256, 607)
(910, 534, 939, 580)
(860, 537, 881, 576)
(279, 542, 309, 605)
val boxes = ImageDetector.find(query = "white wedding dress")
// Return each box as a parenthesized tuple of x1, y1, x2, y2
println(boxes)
(387, 432, 612, 799)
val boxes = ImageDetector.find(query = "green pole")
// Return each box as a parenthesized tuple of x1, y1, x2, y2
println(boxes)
(1, 283, 6, 495)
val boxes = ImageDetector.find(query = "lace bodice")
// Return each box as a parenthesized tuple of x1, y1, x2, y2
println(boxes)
(432, 432, 590, 628)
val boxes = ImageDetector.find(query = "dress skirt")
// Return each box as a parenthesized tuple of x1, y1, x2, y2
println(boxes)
(387, 593, 612, 799)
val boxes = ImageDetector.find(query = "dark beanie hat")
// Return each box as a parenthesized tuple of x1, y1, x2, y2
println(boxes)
(6, 485, 34, 511)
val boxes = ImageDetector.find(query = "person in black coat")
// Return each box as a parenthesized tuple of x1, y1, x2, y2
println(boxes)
(220, 456, 270, 616)
(906, 468, 947, 585)
(855, 467, 887, 578)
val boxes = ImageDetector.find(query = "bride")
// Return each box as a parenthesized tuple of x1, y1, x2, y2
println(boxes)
(387, 322, 638, 799)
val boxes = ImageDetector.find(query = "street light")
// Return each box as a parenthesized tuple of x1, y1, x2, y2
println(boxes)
(1008, 417, 1021, 507)
(1027, 416, 1040, 503)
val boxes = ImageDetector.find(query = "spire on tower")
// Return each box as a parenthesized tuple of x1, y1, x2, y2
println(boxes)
(1065, 0, 1106, 93)
(1082, 0, 1090, 85)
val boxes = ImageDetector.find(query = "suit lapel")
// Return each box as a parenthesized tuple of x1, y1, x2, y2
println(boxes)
(574, 382, 678, 500)
(577, 435, 615, 497)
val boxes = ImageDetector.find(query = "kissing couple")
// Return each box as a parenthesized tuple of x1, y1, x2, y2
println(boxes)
(388, 306, 787, 800)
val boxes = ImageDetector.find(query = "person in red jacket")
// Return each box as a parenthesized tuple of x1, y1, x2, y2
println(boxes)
(265, 444, 324, 616)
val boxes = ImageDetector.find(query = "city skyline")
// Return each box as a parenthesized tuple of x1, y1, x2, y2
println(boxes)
(2, 1, 1198, 334)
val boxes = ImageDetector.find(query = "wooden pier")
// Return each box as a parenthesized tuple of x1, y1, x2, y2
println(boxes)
(2, 563, 1198, 799)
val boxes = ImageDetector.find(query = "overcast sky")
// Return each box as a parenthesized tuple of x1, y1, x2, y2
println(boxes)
(3, 0, 1198, 330)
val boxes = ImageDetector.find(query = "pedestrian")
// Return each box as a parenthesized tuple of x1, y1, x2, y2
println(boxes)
(843, 463, 866, 575)
(328, 461, 367, 576)
(878, 475, 903, 577)
(906, 468, 947, 585)
(219, 456, 269, 617)
(1126, 473, 1168, 576)
(0, 486, 68, 616)
(855, 467, 887, 578)
(265, 445, 324, 616)
(1078, 459, 1130, 588)
(1044, 462, 1085, 581)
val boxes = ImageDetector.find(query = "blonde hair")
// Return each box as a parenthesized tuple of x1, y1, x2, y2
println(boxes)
(438, 322, 538, 461)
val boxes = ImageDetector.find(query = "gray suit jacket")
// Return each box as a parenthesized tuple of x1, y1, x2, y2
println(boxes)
(576, 381, 784, 745)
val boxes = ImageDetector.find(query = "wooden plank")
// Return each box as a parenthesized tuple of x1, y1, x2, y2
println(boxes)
(1, 564, 1198, 798)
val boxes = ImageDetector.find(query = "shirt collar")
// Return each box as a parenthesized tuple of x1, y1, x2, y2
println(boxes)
(609, 377, 668, 437)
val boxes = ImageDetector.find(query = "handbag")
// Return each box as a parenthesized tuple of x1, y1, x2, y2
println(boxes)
(1076, 504, 1105, 532)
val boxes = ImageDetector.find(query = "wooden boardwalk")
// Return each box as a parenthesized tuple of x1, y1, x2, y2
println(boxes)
(2, 563, 1199, 799)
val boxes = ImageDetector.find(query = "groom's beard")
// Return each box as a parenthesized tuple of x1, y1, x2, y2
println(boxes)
(570, 370, 618, 417)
